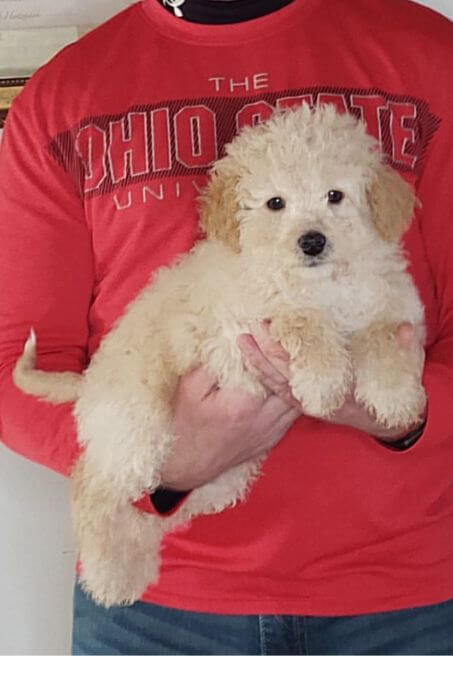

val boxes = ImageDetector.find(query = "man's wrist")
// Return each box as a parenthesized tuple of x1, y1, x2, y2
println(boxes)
(377, 418, 427, 451)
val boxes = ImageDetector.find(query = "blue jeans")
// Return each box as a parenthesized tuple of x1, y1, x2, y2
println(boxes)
(71, 582, 453, 655)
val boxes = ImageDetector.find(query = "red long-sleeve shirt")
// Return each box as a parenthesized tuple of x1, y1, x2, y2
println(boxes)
(1, 0, 453, 615)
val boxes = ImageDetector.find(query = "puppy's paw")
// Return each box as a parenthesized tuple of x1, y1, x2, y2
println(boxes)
(270, 311, 351, 417)
(80, 552, 159, 608)
(290, 364, 351, 418)
(355, 376, 426, 429)
(351, 321, 426, 429)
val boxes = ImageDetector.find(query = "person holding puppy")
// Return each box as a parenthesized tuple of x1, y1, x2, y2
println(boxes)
(0, 0, 452, 655)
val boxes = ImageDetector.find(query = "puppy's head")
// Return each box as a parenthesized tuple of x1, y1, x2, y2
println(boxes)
(199, 104, 416, 273)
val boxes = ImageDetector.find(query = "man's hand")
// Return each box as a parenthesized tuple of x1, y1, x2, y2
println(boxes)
(237, 321, 426, 442)
(160, 365, 301, 491)
(160, 321, 425, 492)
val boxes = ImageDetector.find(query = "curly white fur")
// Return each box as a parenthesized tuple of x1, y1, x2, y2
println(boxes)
(13, 105, 426, 607)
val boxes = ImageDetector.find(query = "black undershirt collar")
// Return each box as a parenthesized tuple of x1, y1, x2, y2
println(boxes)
(160, 0, 295, 24)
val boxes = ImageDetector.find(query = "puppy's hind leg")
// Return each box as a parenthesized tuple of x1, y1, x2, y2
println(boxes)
(72, 452, 165, 607)
(72, 377, 177, 606)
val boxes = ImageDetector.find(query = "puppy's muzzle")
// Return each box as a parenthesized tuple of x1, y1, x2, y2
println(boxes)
(298, 231, 327, 257)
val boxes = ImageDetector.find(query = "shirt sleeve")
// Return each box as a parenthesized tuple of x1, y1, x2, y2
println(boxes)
(0, 90, 94, 476)
(411, 110, 453, 452)
(132, 489, 191, 516)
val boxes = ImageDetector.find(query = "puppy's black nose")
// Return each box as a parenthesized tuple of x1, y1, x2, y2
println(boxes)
(298, 231, 327, 256)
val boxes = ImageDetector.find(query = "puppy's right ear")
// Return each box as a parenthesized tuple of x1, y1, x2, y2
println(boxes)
(366, 165, 417, 243)
(198, 161, 241, 253)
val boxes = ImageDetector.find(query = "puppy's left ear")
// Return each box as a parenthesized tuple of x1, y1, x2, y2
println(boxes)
(198, 160, 241, 253)
(366, 165, 417, 243)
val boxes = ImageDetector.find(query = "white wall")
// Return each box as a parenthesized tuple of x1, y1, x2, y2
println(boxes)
(0, 447, 76, 655)
(416, 0, 453, 18)
(1, 0, 452, 657)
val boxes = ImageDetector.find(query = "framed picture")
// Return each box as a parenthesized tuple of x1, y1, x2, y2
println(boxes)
(0, 1, 134, 30)
(0, 77, 28, 129)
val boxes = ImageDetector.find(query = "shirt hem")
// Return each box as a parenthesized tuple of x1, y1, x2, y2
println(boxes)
(139, 586, 453, 617)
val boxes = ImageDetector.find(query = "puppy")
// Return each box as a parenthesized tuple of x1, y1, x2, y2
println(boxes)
(13, 105, 426, 607)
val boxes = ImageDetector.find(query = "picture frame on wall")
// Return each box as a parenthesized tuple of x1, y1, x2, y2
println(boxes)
(0, 77, 28, 130)
(0, 0, 134, 30)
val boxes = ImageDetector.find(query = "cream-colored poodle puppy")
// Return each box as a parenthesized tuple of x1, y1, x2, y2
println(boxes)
(13, 105, 426, 607)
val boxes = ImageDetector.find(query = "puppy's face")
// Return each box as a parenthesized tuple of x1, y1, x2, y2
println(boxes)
(236, 153, 376, 274)
(199, 106, 416, 279)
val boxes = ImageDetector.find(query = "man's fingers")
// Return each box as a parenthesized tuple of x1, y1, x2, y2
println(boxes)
(238, 333, 301, 409)
(238, 333, 288, 384)
(262, 393, 302, 422)
(395, 323, 425, 366)
(395, 322, 416, 350)
(178, 365, 220, 402)
(248, 322, 290, 361)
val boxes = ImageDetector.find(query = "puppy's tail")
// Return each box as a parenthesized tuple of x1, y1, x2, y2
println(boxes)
(13, 328, 82, 403)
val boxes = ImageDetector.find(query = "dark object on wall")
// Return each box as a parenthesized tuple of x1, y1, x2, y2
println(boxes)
(0, 77, 28, 129)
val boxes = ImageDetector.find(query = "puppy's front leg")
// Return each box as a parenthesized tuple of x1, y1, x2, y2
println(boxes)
(351, 322, 426, 429)
(269, 312, 351, 418)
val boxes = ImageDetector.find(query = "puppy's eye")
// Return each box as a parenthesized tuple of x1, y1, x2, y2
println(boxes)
(266, 197, 286, 211)
(327, 190, 344, 204)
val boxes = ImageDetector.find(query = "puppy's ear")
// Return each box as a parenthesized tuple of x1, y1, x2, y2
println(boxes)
(366, 165, 416, 243)
(198, 161, 241, 253)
